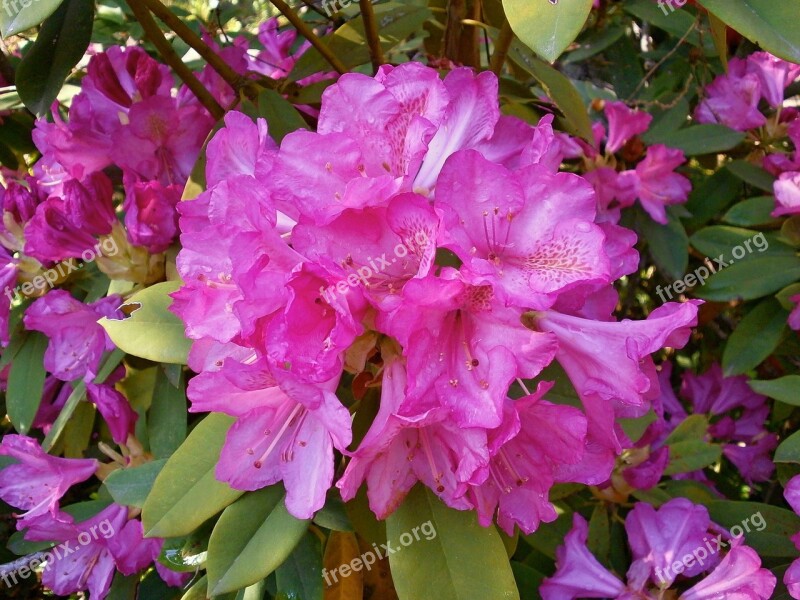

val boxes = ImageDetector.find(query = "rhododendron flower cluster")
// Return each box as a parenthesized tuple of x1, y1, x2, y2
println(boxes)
(172, 62, 699, 528)
(542, 498, 776, 599)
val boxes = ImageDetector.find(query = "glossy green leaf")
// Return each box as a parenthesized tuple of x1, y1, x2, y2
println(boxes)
(206, 485, 310, 595)
(653, 125, 745, 156)
(507, 41, 593, 141)
(749, 376, 800, 406)
(275, 532, 323, 600)
(256, 89, 307, 144)
(387, 484, 520, 600)
(503, 0, 593, 63)
(104, 459, 167, 508)
(6, 331, 47, 434)
(722, 298, 788, 375)
(0, 0, 63, 36)
(723, 196, 781, 227)
(640, 207, 689, 281)
(142, 413, 242, 538)
(726, 160, 775, 192)
(148, 368, 187, 459)
(696, 255, 800, 301)
(707, 501, 800, 557)
(689, 228, 792, 261)
(696, 0, 800, 62)
(99, 281, 192, 365)
(684, 168, 743, 228)
(776, 431, 800, 465)
(664, 440, 722, 475)
(15, 0, 93, 116)
(664, 414, 709, 446)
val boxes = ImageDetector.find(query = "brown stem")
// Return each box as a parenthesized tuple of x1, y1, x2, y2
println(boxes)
(489, 19, 513, 75)
(141, 0, 250, 91)
(0, 552, 46, 582)
(359, 0, 384, 73)
(125, 0, 224, 119)
(270, 0, 347, 74)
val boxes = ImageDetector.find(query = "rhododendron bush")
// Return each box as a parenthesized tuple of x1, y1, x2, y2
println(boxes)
(1, 0, 800, 598)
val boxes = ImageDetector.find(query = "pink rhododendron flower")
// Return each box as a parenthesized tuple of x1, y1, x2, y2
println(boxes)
(618, 144, 692, 224)
(774, 171, 800, 217)
(0, 435, 97, 528)
(24, 291, 123, 382)
(123, 180, 182, 253)
(86, 382, 138, 444)
(603, 100, 652, 154)
(695, 59, 767, 131)
(173, 62, 701, 527)
(745, 51, 800, 108)
(543, 498, 775, 599)
(789, 294, 800, 331)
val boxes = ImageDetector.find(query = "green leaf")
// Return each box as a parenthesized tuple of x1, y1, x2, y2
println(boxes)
(507, 41, 593, 141)
(503, 0, 593, 63)
(639, 207, 689, 281)
(664, 414, 709, 445)
(707, 501, 800, 558)
(684, 168, 743, 228)
(256, 89, 307, 144)
(776, 431, 800, 465)
(624, 0, 701, 41)
(696, 255, 800, 302)
(722, 298, 788, 375)
(723, 196, 781, 227)
(206, 485, 310, 596)
(289, 4, 430, 81)
(749, 376, 800, 406)
(6, 331, 47, 434)
(695, 0, 800, 63)
(689, 228, 792, 261)
(726, 160, 775, 192)
(386, 484, 520, 600)
(15, 0, 93, 116)
(562, 24, 625, 64)
(99, 281, 192, 365)
(104, 460, 167, 508)
(142, 413, 242, 538)
(653, 125, 745, 156)
(275, 532, 323, 600)
(0, 0, 63, 36)
(664, 440, 722, 475)
(641, 98, 690, 145)
(148, 368, 187, 458)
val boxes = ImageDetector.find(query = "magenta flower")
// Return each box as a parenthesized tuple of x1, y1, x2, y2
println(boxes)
(745, 51, 800, 107)
(173, 63, 703, 524)
(435, 150, 611, 310)
(338, 353, 489, 518)
(187, 354, 352, 519)
(24, 291, 123, 382)
(123, 180, 182, 252)
(24, 504, 128, 599)
(774, 171, 800, 217)
(86, 383, 138, 444)
(466, 382, 588, 535)
(603, 101, 652, 154)
(783, 476, 800, 598)
(0, 246, 16, 345)
(620, 144, 691, 224)
(789, 294, 800, 331)
(695, 62, 766, 131)
(681, 538, 776, 600)
(0, 435, 96, 527)
(23, 172, 116, 262)
(540, 513, 627, 599)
